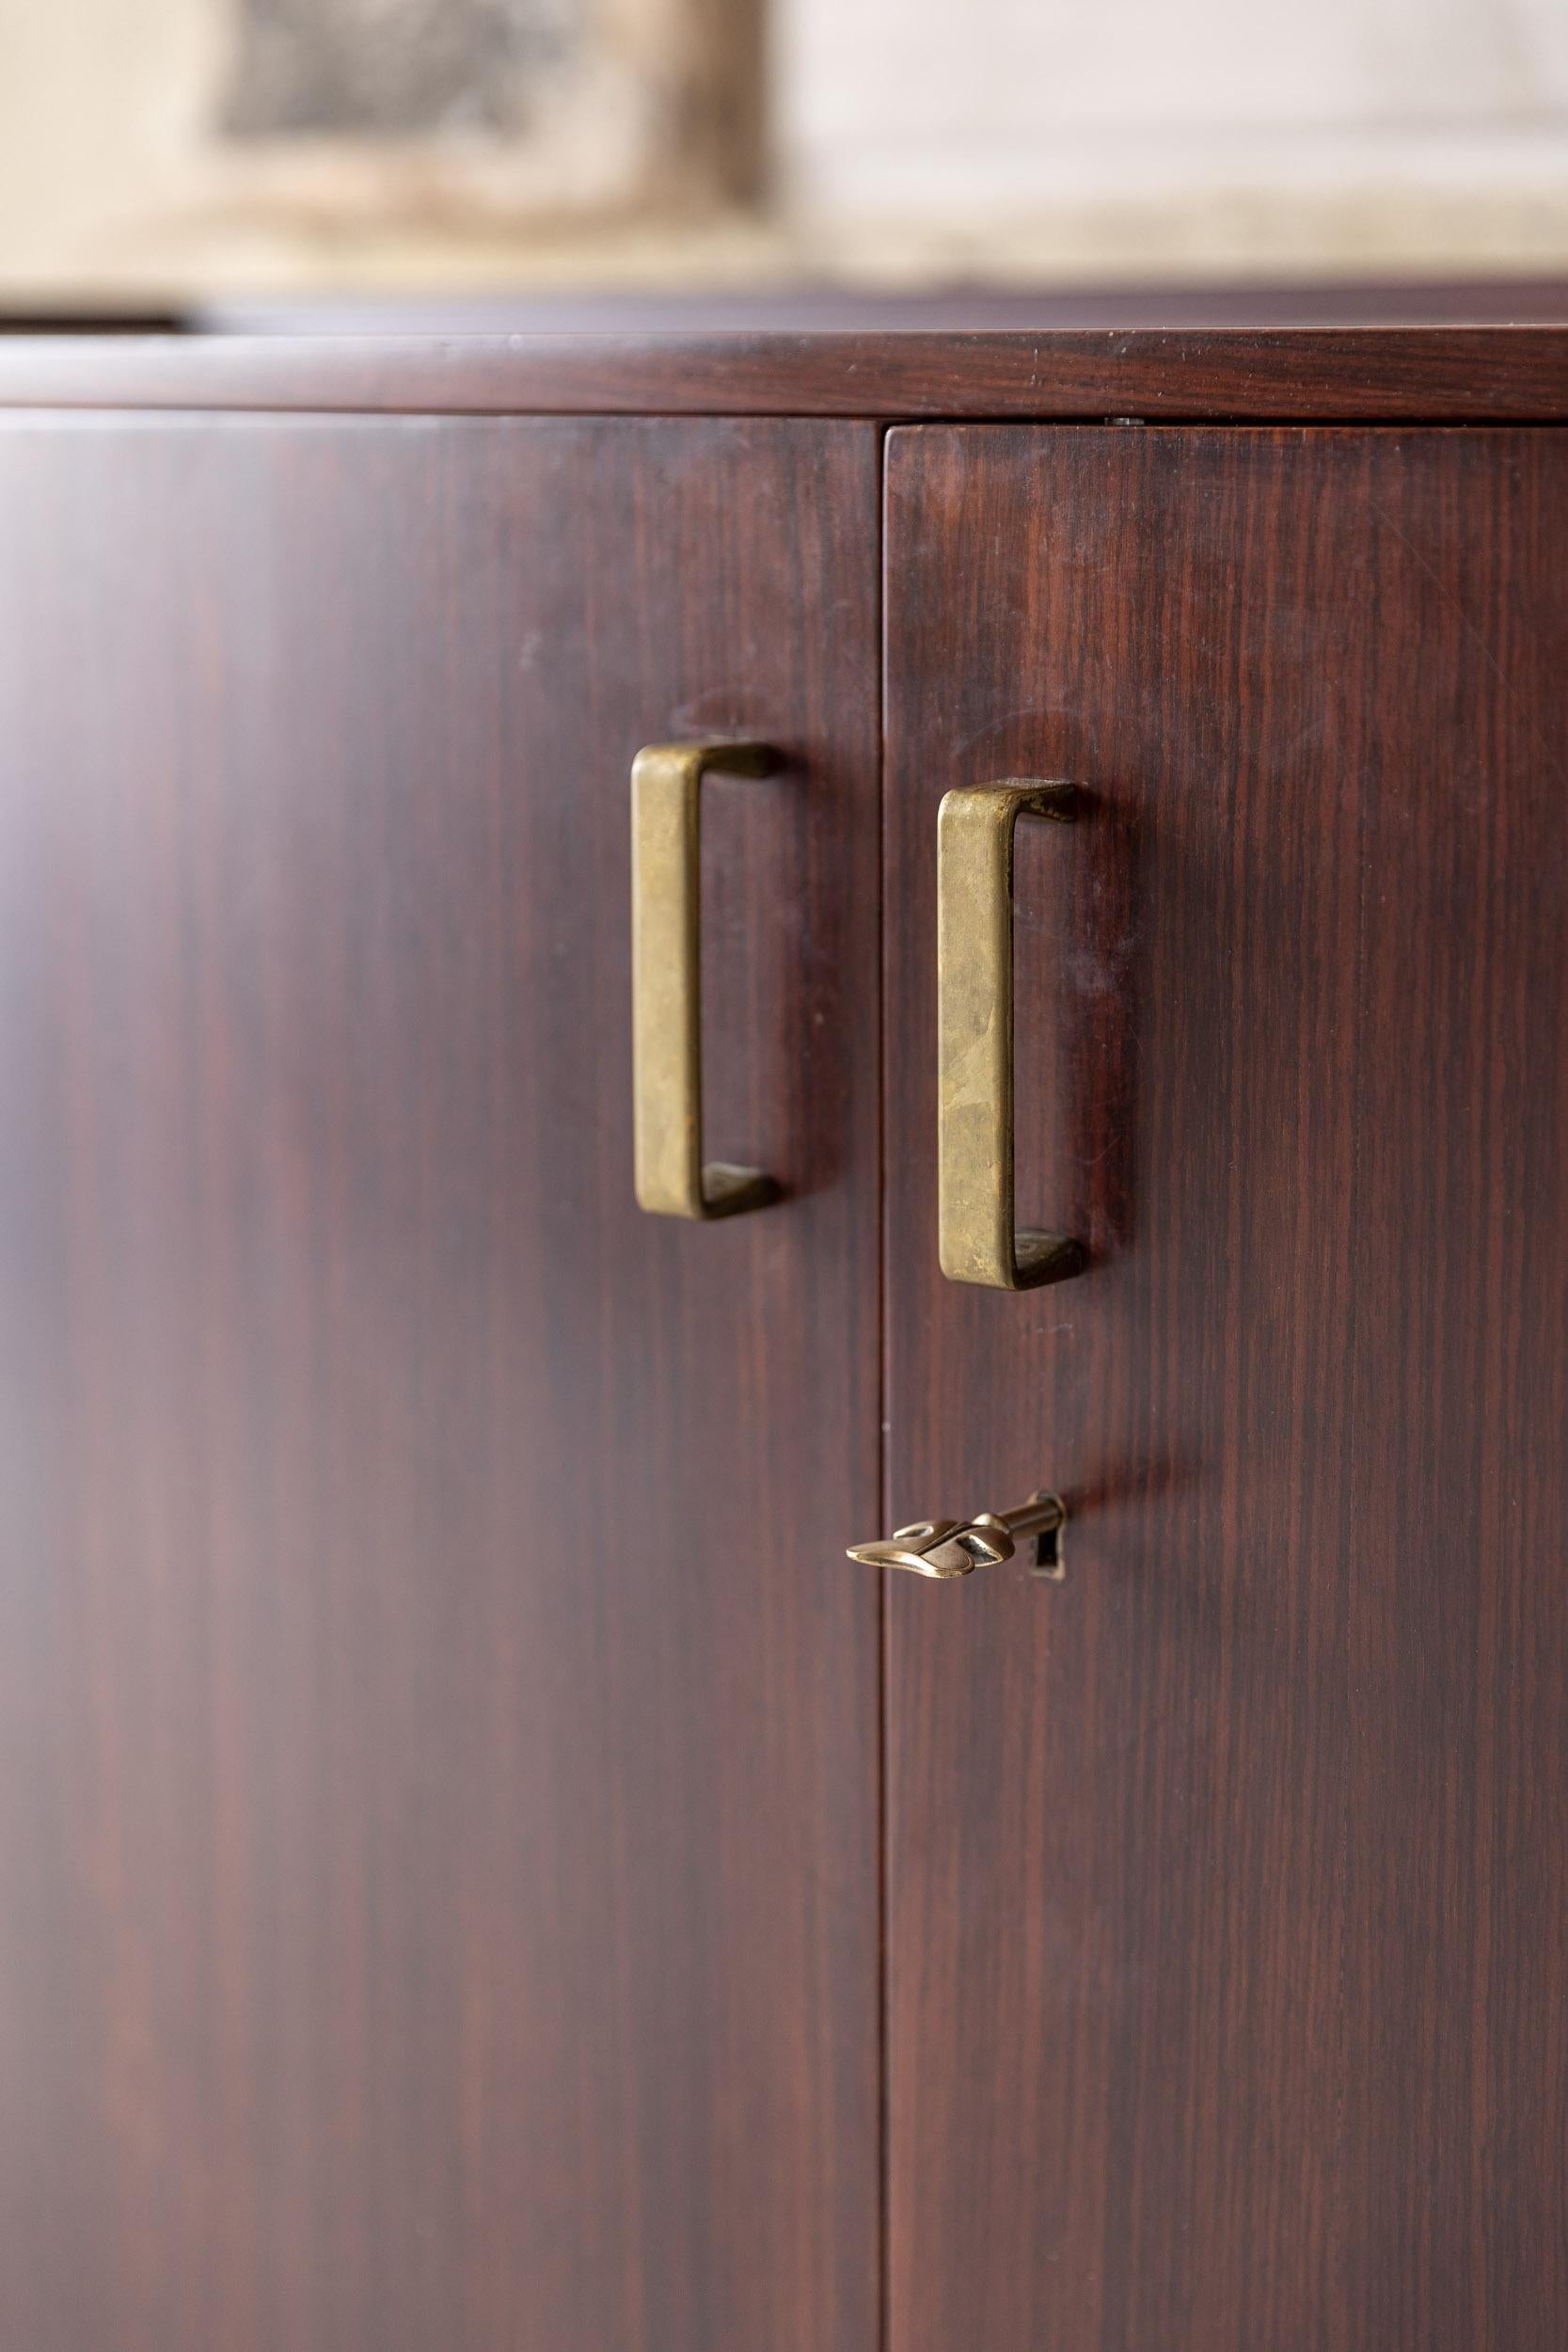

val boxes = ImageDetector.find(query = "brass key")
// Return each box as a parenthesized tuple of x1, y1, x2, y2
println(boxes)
(847, 1491, 1066, 1581)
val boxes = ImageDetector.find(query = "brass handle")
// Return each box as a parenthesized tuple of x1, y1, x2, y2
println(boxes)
(631, 741, 781, 1219)
(938, 780, 1088, 1289)
(847, 1491, 1066, 1581)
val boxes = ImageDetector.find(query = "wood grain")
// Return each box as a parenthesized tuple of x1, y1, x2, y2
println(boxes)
(2, 326, 1568, 420)
(882, 422, 1568, 2351)
(0, 414, 882, 2352)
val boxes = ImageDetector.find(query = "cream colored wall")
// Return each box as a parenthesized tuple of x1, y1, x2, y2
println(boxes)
(2, 0, 1567, 297)
(776, 0, 1568, 280)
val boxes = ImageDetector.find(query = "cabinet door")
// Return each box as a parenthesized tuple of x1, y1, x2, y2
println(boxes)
(0, 416, 881, 2352)
(882, 424, 1568, 2350)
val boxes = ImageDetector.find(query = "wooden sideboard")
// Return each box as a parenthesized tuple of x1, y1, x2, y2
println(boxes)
(0, 326, 1563, 2351)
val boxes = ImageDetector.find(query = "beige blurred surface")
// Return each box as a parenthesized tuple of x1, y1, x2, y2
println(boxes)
(1, 0, 1567, 297)
(0, 0, 764, 296)
(780, 0, 1568, 283)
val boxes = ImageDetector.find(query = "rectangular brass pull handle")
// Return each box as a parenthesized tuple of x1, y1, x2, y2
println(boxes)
(937, 780, 1087, 1288)
(631, 741, 781, 1219)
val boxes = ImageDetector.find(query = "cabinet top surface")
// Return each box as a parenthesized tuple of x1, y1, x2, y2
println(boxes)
(3, 325, 1568, 421)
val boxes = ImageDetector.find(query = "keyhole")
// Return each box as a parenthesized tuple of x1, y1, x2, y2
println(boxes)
(1034, 1519, 1065, 1581)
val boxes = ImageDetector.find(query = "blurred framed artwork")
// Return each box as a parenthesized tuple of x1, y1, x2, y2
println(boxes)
(0, 0, 758, 294)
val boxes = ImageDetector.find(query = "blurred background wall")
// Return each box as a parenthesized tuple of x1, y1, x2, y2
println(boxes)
(0, 0, 1566, 299)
